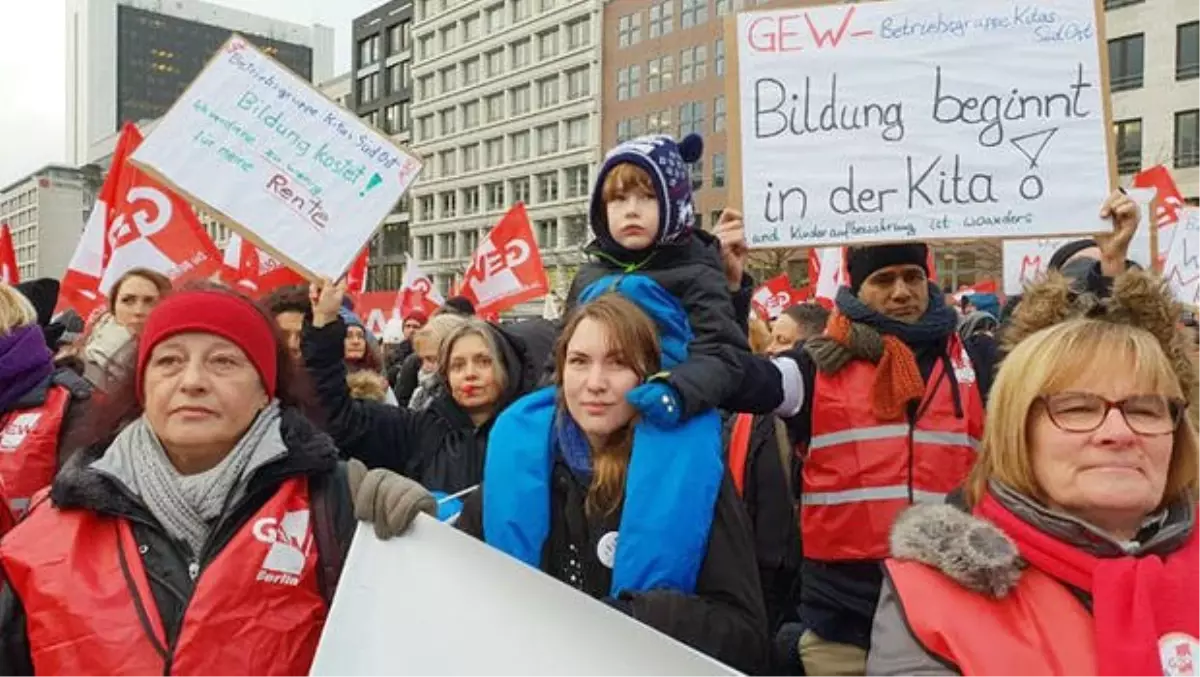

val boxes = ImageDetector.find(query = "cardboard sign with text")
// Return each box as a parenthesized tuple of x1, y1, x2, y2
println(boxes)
(130, 35, 421, 281)
(458, 203, 550, 316)
(731, 0, 1113, 249)
(1161, 207, 1199, 307)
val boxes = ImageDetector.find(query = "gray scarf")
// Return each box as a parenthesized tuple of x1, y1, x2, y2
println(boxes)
(92, 401, 286, 557)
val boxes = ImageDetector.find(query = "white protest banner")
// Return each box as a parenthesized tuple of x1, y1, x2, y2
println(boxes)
(731, 0, 1113, 249)
(1161, 207, 1199, 307)
(130, 35, 421, 281)
(311, 518, 738, 676)
(1000, 187, 1155, 295)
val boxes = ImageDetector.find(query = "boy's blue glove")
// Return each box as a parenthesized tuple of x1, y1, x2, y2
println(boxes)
(626, 381, 683, 428)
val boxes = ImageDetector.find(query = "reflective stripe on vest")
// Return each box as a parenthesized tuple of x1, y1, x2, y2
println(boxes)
(728, 413, 754, 498)
(0, 476, 328, 675)
(0, 385, 70, 517)
(884, 558, 1097, 674)
(802, 333, 984, 561)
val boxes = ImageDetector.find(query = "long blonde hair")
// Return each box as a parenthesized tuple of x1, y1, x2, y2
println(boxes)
(0, 283, 37, 335)
(554, 294, 661, 517)
(966, 318, 1199, 508)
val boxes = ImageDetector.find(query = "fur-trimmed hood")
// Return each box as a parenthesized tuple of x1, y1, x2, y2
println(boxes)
(1002, 267, 1199, 424)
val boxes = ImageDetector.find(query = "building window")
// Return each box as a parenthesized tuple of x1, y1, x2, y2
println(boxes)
(540, 0, 555, 11)
(538, 28, 559, 59)
(361, 110, 379, 128)
(440, 66, 457, 93)
(647, 108, 672, 134)
(690, 159, 704, 191)
(1103, 0, 1143, 8)
(681, 0, 708, 29)
(617, 65, 641, 101)
(565, 165, 588, 198)
(713, 153, 726, 188)
(440, 108, 457, 135)
(537, 172, 559, 203)
(438, 231, 457, 258)
(441, 193, 458, 220)
(566, 16, 590, 50)
(679, 101, 705, 136)
(511, 84, 531, 115)
(439, 149, 457, 176)
(418, 234, 434, 259)
(358, 35, 380, 67)
(537, 123, 559, 156)
(714, 96, 726, 132)
(650, 1, 674, 38)
(440, 24, 457, 51)
(566, 116, 589, 149)
(486, 182, 505, 211)
(512, 130, 531, 160)
(462, 229, 480, 255)
(417, 115, 434, 140)
(463, 143, 480, 172)
(618, 13, 642, 48)
(616, 117, 645, 143)
(512, 38, 531, 69)
(566, 66, 590, 100)
(538, 76, 560, 108)
(1108, 34, 1144, 91)
(487, 48, 505, 77)
(357, 73, 379, 104)
(715, 38, 725, 76)
(511, 177, 531, 204)
(387, 65, 403, 94)
(398, 101, 410, 131)
(715, 0, 732, 16)
(384, 103, 401, 134)
(417, 33, 434, 59)
(1176, 110, 1199, 168)
(486, 4, 505, 32)
(680, 45, 707, 84)
(1179, 22, 1199, 80)
(387, 24, 403, 55)
(536, 218, 558, 249)
(463, 15, 481, 42)
(464, 57, 481, 86)
(486, 93, 505, 122)
(486, 137, 504, 167)
(418, 74, 434, 99)
(463, 187, 481, 215)
(463, 100, 480, 129)
(511, 0, 531, 23)
(1113, 118, 1142, 174)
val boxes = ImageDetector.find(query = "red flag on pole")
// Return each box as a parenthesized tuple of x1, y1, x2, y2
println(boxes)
(751, 273, 792, 320)
(221, 232, 307, 297)
(397, 253, 443, 319)
(0, 224, 17, 285)
(457, 203, 549, 316)
(346, 247, 370, 295)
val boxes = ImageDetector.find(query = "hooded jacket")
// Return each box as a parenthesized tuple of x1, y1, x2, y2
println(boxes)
(302, 317, 536, 494)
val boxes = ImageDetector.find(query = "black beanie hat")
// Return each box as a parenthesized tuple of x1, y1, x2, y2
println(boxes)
(15, 278, 60, 327)
(1047, 239, 1098, 271)
(846, 244, 929, 293)
(442, 296, 476, 316)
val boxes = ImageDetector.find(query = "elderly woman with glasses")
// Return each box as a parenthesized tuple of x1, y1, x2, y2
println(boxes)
(866, 268, 1198, 676)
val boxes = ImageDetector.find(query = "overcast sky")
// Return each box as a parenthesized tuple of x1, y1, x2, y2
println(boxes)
(0, 0, 381, 187)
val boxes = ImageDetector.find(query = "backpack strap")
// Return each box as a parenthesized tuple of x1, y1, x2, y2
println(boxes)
(309, 463, 353, 607)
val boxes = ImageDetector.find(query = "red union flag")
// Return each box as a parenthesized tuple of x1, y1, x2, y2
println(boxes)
(1133, 165, 1185, 229)
(458, 203, 549, 316)
(0, 224, 17, 285)
(346, 247, 369, 295)
(57, 124, 223, 316)
(751, 273, 792, 320)
(221, 232, 307, 296)
(398, 253, 443, 318)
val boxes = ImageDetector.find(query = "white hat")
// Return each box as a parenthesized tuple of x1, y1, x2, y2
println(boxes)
(382, 318, 406, 344)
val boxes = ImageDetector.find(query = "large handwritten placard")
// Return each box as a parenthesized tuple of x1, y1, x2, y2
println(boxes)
(131, 35, 421, 280)
(1161, 207, 1199, 306)
(733, 0, 1112, 248)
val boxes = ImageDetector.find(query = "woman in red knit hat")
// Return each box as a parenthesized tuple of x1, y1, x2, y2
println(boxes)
(0, 284, 436, 676)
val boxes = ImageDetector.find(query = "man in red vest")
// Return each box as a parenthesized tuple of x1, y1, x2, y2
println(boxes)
(784, 243, 994, 676)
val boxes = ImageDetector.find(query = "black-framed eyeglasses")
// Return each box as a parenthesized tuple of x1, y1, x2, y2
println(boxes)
(1038, 392, 1187, 436)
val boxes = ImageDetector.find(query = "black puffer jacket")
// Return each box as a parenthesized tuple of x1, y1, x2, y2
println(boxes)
(457, 465, 770, 674)
(303, 317, 537, 493)
(0, 408, 354, 675)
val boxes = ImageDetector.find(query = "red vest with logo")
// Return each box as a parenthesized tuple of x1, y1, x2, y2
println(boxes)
(0, 476, 327, 676)
(802, 334, 983, 561)
(0, 385, 70, 517)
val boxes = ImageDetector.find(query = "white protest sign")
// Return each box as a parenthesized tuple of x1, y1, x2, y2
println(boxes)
(131, 35, 421, 280)
(1001, 187, 1154, 295)
(311, 518, 738, 676)
(1161, 207, 1199, 306)
(733, 0, 1112, 248)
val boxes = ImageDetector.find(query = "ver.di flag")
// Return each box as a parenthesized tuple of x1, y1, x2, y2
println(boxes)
(0, 224, 17, 285)
(457, 203, 549, 317)
(751, 273, 792, 320)
(57, 123, 223, 317)
(221, 232, 307, 296)
(398, 253, 443, 319)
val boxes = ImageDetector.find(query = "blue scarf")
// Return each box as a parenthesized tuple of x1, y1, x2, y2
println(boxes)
(483, 387, 723, 596)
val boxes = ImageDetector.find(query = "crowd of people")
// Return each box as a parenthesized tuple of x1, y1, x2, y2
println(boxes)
(0, 131, 1196, 676)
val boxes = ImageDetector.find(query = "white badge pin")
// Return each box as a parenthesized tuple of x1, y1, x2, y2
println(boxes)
(596, 531, 619, 569)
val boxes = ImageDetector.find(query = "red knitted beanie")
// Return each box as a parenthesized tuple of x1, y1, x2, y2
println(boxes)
(136, 290, 278, 402)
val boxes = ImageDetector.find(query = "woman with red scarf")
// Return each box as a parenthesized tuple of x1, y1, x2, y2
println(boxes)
(867, 267, 1199, 676)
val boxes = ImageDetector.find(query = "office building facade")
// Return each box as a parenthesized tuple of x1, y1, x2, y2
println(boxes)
(0, 165, 103, 281)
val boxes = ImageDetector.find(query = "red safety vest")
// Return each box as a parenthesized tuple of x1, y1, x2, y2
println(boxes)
(802, 334, 983, 561)
(0, 385, 70, 516)
(728, 413, 754, 498)
(0, 476, 327, 676)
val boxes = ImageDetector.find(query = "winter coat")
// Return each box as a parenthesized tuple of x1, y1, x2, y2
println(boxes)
(0, 407, 354, 675)
(567, 230, 749, 419)
(393, 352, 423, 405)
(457, 465, 771, 674)
(385, 340, 414, 389)
(302, 317, 537, 494)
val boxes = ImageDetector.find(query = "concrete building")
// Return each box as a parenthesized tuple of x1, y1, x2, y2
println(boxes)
(1107, 0, 1198, 202)
(66, 0, 335, 165)
(408, 0, 601, 304)
(352, 1, 416, 291)
(0, 165, 103, 281)
(320, 72, 355, 111)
